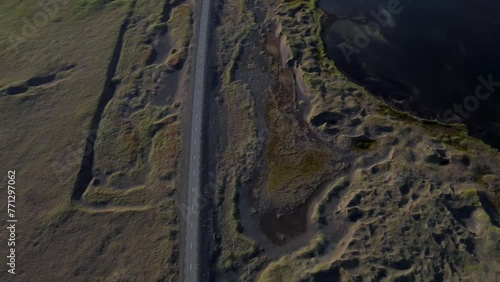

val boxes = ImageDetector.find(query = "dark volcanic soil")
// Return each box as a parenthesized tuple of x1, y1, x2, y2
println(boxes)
(320, 0, 500, 148)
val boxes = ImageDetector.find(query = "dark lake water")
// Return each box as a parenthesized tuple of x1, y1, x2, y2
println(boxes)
(320, 0, 500, 148)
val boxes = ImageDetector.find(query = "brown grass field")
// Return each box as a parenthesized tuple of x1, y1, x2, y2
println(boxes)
(0, 0, 192, 280)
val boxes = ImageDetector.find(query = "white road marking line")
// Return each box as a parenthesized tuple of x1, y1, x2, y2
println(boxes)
(186, 2, 211, 281)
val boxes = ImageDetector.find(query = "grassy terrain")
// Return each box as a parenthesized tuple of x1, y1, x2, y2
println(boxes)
(266, 135, 331, 194)
(265, 1, 500, 279)
(213, 0, 263, 274)
(218, 173, 259, 271)
(266, 149, 329, 192)
(165, 4, 192, 67)
(213, 0, 338, 277)
(258, 233, 328, 282)
(0, 0, 188, 280)
(207, 0, 500, 280)
(217, 82, 260, 271)
(312, 177, 349, 224)
(263, 69, 335, 206)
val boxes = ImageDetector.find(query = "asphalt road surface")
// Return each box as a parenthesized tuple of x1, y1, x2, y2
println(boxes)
(184, 0, 211, 281)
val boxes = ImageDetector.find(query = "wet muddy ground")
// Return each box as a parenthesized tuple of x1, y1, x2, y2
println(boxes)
(227, 17, 353, 261)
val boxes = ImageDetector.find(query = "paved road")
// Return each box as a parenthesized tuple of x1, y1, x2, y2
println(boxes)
(184, 0, 211, 281)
